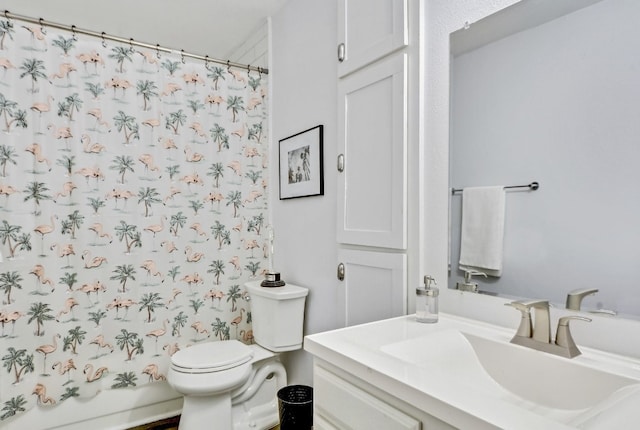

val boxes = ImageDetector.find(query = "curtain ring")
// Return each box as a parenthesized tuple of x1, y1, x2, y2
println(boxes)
(4, 10, 9, 20)
(71, 24, 78, 41)
(129, 37, 135, 53)
(226, 60, 231, 72)
(39, 17, 47, 34)
(101, 32, 107, 48)
(156, 44, 161, 59)
(181, 49, 185, 63)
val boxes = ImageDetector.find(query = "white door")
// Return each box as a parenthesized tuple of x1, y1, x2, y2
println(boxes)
(337, 249, 406, 327)
(337, 53, 407, 249)
(337, 0, 408, 77)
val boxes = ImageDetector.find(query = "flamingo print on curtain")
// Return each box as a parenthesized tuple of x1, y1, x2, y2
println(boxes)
(0, 17, 269, 422)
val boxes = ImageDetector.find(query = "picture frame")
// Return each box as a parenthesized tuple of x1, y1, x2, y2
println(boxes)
(279, 125, 324, 199)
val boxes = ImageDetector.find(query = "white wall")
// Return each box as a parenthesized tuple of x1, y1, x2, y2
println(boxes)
(270, 0, 339, 386)
(228, 22, 270, 68)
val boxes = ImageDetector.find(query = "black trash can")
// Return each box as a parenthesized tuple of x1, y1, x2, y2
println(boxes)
(277, 385, 313, 429)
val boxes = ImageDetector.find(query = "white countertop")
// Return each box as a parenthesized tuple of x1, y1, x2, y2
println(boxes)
(304, 313, 640, 430)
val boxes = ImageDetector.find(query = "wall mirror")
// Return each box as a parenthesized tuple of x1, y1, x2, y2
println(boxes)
(448, 0, 640, 319)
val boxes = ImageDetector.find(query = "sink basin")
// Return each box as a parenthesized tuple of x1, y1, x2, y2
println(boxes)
(463, 332, 635, 410)
(307, 314, 640, 429)
(381, 329, 637, 412)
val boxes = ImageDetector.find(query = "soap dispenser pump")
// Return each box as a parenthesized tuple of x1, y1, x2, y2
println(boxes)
(416, 275, 438, 323)
(456, 269, 487, 293)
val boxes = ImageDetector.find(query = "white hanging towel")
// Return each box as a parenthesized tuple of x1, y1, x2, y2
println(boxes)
(459, 186, 506, 277)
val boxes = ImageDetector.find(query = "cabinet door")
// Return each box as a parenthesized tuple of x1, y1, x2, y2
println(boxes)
(337, 249, 406, 327)
(337, 0, 408, 77)
(314, 414, 341, 430)
(314, 365, 420, 430)
(337, 53, 407, 249)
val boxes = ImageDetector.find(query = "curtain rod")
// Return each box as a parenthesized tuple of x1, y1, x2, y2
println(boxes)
(2, 10, 269, 74)
(451, 181, 539, 195)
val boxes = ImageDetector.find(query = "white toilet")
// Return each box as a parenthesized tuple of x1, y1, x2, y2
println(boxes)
(167, 281, 309, 430)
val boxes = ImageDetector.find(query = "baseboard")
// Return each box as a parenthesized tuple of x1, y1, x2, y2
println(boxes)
(126, 415, 181, 430)
(99, 398, 183, 430)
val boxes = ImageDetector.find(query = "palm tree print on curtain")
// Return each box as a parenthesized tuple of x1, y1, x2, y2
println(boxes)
(0, 18, 268, 423)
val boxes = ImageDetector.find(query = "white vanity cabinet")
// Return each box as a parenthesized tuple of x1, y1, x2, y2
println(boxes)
(313, 360, 455, 430)
(305, 315, 636, 429)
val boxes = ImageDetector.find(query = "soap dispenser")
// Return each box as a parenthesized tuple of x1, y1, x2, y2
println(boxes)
(416, 275, 438, 323)
(456, 269, 487, 293)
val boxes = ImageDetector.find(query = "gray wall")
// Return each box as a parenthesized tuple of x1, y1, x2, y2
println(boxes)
(271, 0, 339, 385)
(449, 0, 640, 316)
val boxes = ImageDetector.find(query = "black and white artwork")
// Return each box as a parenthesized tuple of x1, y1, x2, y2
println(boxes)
(279, 125, 324, 199)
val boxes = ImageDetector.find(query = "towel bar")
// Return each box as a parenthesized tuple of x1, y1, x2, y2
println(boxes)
(451, 181, 539, 195)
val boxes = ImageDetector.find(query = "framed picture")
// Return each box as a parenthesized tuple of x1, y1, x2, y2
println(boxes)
(279, 125, 324, 199)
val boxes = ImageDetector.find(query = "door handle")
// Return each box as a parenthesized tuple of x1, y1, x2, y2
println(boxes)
(337, 263, 345, 281)
(338, 43, 345, 62)
(337, 154, 344, 172)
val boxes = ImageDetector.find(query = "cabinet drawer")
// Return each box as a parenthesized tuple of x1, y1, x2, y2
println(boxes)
(314, 366, 420, 430)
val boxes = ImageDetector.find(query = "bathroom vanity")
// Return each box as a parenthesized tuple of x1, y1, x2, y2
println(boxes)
(304, 314, 640, 429)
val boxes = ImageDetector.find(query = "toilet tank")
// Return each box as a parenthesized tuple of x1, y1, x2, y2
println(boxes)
(245, 281, 308, 352)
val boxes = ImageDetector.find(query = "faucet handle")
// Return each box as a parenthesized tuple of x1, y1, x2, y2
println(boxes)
(505, 301, 532, 337)
(518, 299, 549, 309)
(507, 300, 550, 342)
(505, 300, 529, 312)
(557, 315, 592, 329)
(555, 315, 592, 357)
(566, 288, 599, 310)
(506, 299, 549, 310)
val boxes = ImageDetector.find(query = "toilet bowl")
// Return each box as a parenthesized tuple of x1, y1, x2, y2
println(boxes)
(167, 281, 308, 430)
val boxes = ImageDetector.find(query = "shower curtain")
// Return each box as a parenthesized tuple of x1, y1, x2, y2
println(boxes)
(0, 18, 269, 422)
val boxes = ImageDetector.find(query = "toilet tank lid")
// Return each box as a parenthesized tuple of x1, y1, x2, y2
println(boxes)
(246, 281, 309, 299)
(171, 340, 253, 370)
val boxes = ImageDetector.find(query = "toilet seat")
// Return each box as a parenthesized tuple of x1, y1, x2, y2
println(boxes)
(171, 340, 254, 374)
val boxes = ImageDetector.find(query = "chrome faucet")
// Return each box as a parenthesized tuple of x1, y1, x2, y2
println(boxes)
(506, 299, 591, 358)
(455, 269, 487, 293)
(565, 288, 598, 310)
